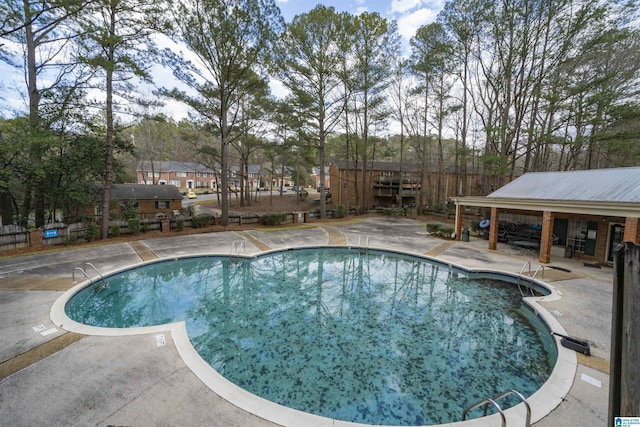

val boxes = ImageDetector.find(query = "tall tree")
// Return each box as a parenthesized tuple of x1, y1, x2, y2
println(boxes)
(1, 0, 85, 226)
(275, 5, 344, 218)
(351, 12, 400, 212)
(162, 0, 282, 225)
(75, 0, 161, 238)
(439, 0, 484, 195)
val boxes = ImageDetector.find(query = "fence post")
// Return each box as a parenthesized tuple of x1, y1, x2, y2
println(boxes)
(28, 229, 43, 249)
(609, 242, 640, 425)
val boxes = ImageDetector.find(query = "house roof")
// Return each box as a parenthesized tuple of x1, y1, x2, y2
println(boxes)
(109, 184, 183, 200)
(137, 160, 218, 174)
(137, 160, 266, 175)
(454, 167, 640, 218)
(488, 167, 640, 203)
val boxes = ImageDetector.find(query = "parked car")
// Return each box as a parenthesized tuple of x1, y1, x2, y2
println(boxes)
(186, 190, 197, 199)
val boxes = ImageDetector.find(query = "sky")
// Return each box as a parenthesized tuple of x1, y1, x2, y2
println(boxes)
(276, 0, 444, 41)
(0, 0, 445, 121)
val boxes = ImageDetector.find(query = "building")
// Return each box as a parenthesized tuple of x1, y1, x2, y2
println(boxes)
(329, 160, 422, 209)
(137, 161, 293, 192)
(137, 161, 218, 191)
(92, 183, 183, 219)
(453, 167, 640, 265)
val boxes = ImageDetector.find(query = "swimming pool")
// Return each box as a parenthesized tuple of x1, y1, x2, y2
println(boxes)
(61, 247, 559, 426)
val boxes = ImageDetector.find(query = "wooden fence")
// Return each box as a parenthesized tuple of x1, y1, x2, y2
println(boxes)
(0, 207, 358, 253)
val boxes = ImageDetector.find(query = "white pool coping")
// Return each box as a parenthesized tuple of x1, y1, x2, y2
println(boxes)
(50, 249, 577, 427)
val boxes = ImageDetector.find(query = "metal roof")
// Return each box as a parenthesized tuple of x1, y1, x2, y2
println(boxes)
(488, 167, 640, 203)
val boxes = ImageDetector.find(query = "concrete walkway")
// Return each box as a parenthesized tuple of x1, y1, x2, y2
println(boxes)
(0, 218, 612, 426)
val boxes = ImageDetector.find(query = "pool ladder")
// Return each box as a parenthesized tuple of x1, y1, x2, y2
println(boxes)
(517, 262, 544, 297)
(358, 236, 370, 253)
(230, 241, 246, 260)
(462, 389, 531, 427)
(72, 263, 108, 289)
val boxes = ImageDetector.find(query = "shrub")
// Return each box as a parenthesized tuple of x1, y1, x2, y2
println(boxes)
(109, 224, 121, 237)
(128, 218, 140, 234)
(426, 223, 441, 234)
(336, 204, 347, 218)
(84, 221, 98, 241)
(383, 207, 404, 216)
(176, 218, 184, 231)
(63, 233, 78, 244)
(440, 226, 455, 238)
(192, 213, 212, 228)
(262, 213, 287, 226)
(470, 220, 481, 233)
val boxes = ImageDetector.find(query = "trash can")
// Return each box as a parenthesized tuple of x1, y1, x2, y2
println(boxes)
(462, 226, 470, 242)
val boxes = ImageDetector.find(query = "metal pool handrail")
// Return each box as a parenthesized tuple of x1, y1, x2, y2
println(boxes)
(462, 389, 531, 427)
(517, 262, 545, 297)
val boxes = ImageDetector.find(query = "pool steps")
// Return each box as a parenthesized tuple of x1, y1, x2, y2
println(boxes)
(462, 389, 531, 427)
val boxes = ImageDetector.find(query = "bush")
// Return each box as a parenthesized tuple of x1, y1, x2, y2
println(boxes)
(262, 213, 287, 226)
(336, 204, 347, 218)
(192, 213, 212, 228)
(109, 224, 121, 237)
(128, 218, 140, 234)
(383, 208, 403, 217)
(426, 223, 441, 234)
(63, 233, 78, 244)
(470, 220, 481, 233)
(440, 226, 455, 238)
(176, 218, 184, 231)
(297, 189, 309, 200)
(84, 221, 98, 241)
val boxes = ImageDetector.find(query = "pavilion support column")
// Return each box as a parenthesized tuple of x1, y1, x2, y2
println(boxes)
(539, 211, 554, 264)
(454, 202, 463, 241)
(488, 207, 499, 250)
(623, 217, 640, 244)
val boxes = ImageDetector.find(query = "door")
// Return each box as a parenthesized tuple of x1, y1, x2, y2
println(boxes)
(584, 221, 598, 256)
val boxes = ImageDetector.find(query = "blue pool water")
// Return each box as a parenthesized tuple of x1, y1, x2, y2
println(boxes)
(66, 248, 556, 426)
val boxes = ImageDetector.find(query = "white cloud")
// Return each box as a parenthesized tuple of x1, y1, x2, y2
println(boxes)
(269, 78, 290, 100)
(391, 0, 422, 14)
(396, 7, 438, 40)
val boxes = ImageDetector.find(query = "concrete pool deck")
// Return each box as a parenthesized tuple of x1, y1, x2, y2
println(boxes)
(0, 217, 612, 426)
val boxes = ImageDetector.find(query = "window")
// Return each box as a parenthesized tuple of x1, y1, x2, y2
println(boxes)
(567, 220, 587, 253)
(177, 172, 187, 177)
(155, 201, 169, 209)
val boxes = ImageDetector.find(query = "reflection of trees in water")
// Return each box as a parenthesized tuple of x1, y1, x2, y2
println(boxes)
(67, 249, 553, 425)
(185, 249, 552, 425)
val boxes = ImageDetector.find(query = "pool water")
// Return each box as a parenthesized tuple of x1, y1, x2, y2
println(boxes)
(66, 248, 557, 426)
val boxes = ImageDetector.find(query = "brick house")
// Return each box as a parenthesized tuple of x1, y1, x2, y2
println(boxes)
(453, 167, 640, 265)
(93, 183, 184, 219)
(137, 161, 218, 191)
(137, 161, 291, 192)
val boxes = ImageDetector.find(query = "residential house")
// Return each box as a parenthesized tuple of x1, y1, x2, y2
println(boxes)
(93, 183, 184, 219)
(137, 161, 292, 193)
(137, 161, 218, 191)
